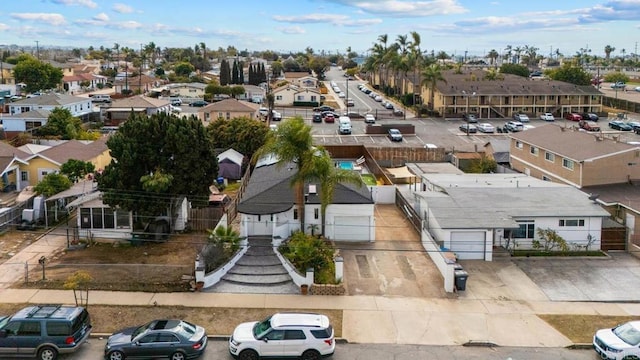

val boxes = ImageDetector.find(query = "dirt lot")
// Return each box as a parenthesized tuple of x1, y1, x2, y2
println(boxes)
(0, 303, 343, 337)
(540, 314, 637, 344)
(0, 229, 47, 264)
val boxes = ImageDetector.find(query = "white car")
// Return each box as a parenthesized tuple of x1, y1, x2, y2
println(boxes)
(374, 95, 383, 102)
(594, 321, 640, 360)
(338, 92, 346, 98)
(476, 123, 495, 133)
(513, 113, 530, 122)
(271, 110, 282, 121)
(540, 113, 555, 121)
(170, 105, 182, 113)
(364, 114, 376, 124)
(259, 107, 269, 116)
(505, 121, 524, 132)
(229, 313, 335, 360)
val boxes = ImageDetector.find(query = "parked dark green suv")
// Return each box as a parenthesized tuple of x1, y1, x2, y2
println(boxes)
(0, 304, 92, 360)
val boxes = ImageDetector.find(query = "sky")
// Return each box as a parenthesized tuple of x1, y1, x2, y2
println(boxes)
(0, 0, 639, 58)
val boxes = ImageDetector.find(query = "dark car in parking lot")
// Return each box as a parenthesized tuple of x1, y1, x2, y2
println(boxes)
(190, 100, 208, 107)
(312, 114, 322, 123)
(0, 304, 92, 360)
(388, 128, 403, 142)
(581, 112, 599, 121)
(313, 105, 334, 112)
(609, 120, 633, 131)
(463, 113, 478, 123)
(459, 123, 477, 134)
(104, 319, 207, 360)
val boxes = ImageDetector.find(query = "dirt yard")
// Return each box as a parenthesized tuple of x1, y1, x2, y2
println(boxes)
(0, 229, 46, 265)
(0, 303, 343, 337)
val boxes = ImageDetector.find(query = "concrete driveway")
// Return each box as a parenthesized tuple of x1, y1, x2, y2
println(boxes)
(339, 204, 447, 298)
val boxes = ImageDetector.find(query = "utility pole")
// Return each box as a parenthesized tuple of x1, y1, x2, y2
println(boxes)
(139, 44, 143, 95)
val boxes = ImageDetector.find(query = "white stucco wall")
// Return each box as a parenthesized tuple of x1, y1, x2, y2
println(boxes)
(324, 203, 375, 241)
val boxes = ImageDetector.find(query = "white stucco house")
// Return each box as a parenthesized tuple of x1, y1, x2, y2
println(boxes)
(237, 155, 375, 242)
(414, 173, 610, 261)
(271, 84, 321, 106)
(7, 94, 94, 120)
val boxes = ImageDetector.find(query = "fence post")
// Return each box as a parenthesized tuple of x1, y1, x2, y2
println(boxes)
(24, 261, 28, 283)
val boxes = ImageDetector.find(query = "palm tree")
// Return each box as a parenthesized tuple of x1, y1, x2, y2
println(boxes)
(604, 45, 615, 60)
(113, 43, 120, 70)
(306, 150, 364, 236)
(253, 117, 314, 232)
(420, 64, 446, 112)
(514, 46, 523, 64)
(487, 49, 499, 67)
(436, 51, 449, 65)
(504, 45, 513, 63)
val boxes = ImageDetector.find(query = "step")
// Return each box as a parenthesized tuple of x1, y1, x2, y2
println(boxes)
(245, 244, 275, 256)
(206, 281, 300, 294)
(228, 265, 288, 276)
(222, 273, 292, 285)
(236, 255, 282, 266)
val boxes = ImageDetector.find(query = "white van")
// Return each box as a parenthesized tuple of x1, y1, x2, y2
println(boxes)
(338, 116, 351, 135)
(91, 94, 111, 103)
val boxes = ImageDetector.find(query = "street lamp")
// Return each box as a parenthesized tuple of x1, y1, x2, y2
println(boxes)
(462, 90, 476, 136)
(346, 76, 349, 111)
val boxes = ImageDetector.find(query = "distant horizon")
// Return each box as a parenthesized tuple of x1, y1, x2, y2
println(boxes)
(0, 1, 638, 58)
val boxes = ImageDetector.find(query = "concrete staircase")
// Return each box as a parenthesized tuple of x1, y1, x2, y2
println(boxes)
(492, 246, 512, 261)
(205, 236, 299, 294)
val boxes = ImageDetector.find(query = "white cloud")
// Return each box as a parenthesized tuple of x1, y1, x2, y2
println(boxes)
(94, 13, 109, 22)
(50, 0, 97, 9)
(273, 13, 381, 27)
(106, 21, 142, 30)
(327, 0, 468, 17)
(278, 26, 306, 34)
(0, 23, 8, 31)
(113, 3, 135, 14)
(11, 13, 66, 26)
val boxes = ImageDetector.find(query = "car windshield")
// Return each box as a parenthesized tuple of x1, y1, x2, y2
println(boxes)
(175, 321, 197, 338)
(614, 323, 640, 346)
(0, 316, 9, 329)
(132, 321, 156, 338)
(252, 316, 273, 339)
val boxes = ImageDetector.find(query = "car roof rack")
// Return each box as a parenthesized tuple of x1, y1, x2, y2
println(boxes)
(26, 304, 63, 318)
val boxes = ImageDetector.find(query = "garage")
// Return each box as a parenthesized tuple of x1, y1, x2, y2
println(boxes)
(334, 216, 370, 241)
(450, 231, 486, 260)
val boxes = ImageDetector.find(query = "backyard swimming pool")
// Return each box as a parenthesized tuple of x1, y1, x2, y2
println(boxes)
(338, 161, 353, 170)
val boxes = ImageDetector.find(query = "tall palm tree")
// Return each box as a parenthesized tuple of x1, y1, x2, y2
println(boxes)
(113, 43, 120, 70)
(253, 117, 314, 232)
(504, 45, 513, 63)
(513, 46, 523, 64)
(420, 64, 446, 112)
(305, 150, 364, 236)
(604, 45, 615, 60)
(487, 49, 499, 67)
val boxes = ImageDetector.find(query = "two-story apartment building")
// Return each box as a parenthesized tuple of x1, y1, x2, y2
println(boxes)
(509, 124, 640, 188)
(420, 70, 603, 119)
(272, 84, 321, 107)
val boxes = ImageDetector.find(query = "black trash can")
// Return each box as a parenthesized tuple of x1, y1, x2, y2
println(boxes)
(454, 270, 468, 291)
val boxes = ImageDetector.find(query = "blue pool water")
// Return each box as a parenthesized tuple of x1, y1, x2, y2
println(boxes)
(338, 161, 353, 170)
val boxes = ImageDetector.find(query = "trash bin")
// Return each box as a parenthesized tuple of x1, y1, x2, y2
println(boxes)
(454, 270, 468, 291)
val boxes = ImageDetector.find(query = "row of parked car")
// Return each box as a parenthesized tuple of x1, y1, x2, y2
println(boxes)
(0, 304, 335, 360)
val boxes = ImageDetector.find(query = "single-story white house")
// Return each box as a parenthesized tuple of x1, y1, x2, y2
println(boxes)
(414, 173, 610, 260)
(237, 155, 375, 242)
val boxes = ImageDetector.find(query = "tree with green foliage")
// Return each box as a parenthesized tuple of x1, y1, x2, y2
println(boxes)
(279, 231, 336, 283)
(604, 72, 629, 84)
(420, 64, 446, 111)
(220, 60, 230, 85)
(37, 108, 82, 139)
(533, 228, 569, 252)
(308, 56, 330, 80)
(546, 63, 591, 85)
(13, 56, 63, 93)
(60, 159, 96, 183)
(231, 60, 239, 84)
(467, 156, 497, 173)
(34, 173, 72, 196)
(499, 63, 530, 77)
(97, 112, 218, 217)
(173, 62, 195, 78)
(253, 117, 314, 231)
(201, 225, 242, 273)
(207, 116, 269, 159)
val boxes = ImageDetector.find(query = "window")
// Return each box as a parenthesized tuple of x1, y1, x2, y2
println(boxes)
(314, 208, 319, 219)
(562, 158, 574, 170)
(515, 141, 523, 149)
(21, 171, 28, 182)
(47, 322, 70, 336)
(157, 333, 180, 343)
(311, 326, 333, 338)
(104, 208, 115, 229)
(545, 152, 555, 162)
(559, 219, 585, 227)
(91, 208, 103, 229)
(276, 95, 282, 100)
(116, 210, 130, 228)
(80, 208, 91, 229)
(19, 321, 41, 336)
(513, 220, 535, 239)
(530, 146, 539, 156)
(542, 175, 551, 181)
(297, 95, 304, 101)
(311, 96, 317, 101)
(293, 209, 298, 220)
(284, 330, 306, 340)
(265, 330, 285, 340)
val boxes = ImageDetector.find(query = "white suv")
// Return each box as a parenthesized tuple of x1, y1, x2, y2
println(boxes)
(229, 313, 335, 360)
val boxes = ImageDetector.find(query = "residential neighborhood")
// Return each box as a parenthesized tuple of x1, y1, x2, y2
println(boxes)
(2, 3, 640, 357)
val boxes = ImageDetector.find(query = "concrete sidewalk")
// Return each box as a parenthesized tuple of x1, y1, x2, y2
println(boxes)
(1, 288, 638, 347)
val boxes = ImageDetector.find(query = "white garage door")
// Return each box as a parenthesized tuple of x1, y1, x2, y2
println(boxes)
(334, 216, 370, 241)
(450, 231, 486, 260)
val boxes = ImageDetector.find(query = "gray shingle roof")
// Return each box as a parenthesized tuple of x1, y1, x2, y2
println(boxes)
(11, 93, 88, 106)
(35, 138, 108, 165)
(238, 161, 373, 215)
(510, 124, 639, 161)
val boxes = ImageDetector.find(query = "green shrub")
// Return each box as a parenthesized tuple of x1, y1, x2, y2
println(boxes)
(279, 231, 336, 284)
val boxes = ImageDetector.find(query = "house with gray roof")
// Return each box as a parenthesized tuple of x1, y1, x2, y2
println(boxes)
(509, 124, 640, 188)
(1, 109, 51, 135)
(414, 173, 610, 260)
(197, 98, 260, 123)
(8, 93, 94, 120)
(238, 156, 375, 242)
(216, 148, 244, 180)
(102, 95, 170, 126)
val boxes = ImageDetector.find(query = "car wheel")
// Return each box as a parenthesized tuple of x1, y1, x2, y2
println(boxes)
(170, 351, 186, 360)
(623, 356, 640, 360)
(107, 350, 125, 360)
(301, 349, 321, 360)
(38, 346, 58, 360)
(238, 349, 259, 360)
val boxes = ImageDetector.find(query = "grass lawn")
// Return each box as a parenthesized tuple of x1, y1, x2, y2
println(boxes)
(540, 314, 637, 344)
(360, 173, 377, 186)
